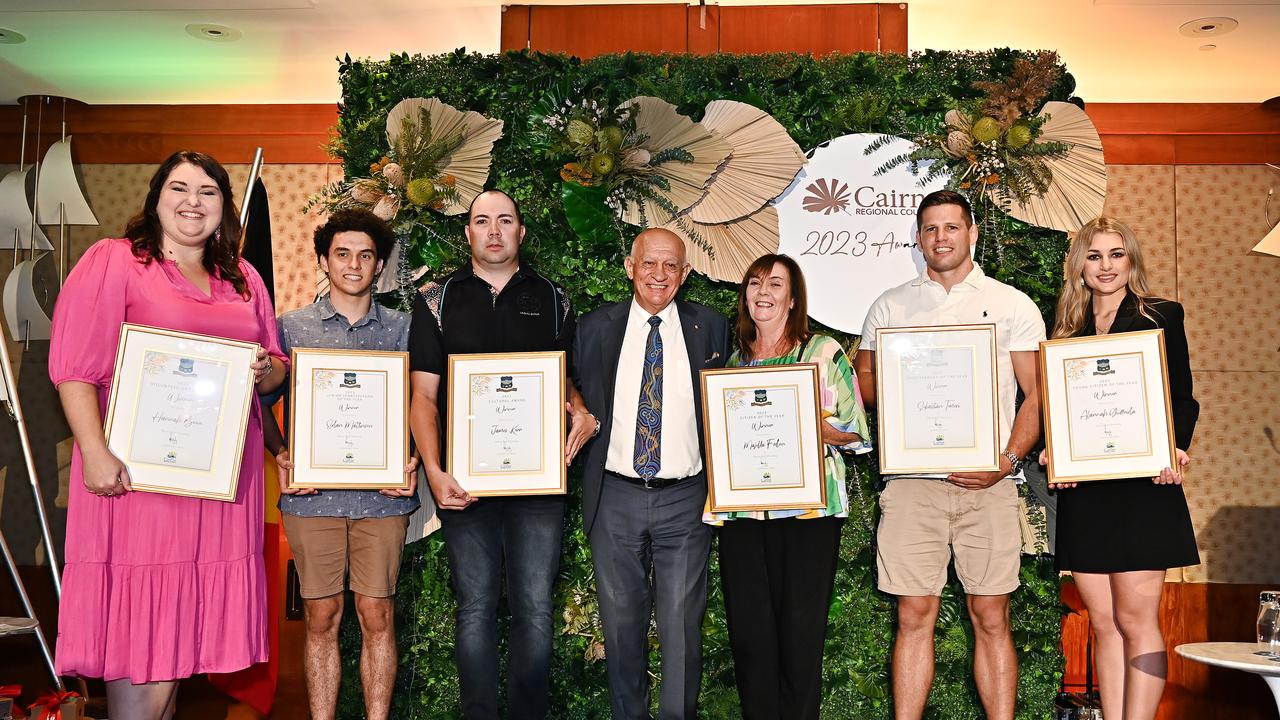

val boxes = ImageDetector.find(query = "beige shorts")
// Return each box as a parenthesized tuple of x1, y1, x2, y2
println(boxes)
(876, 477, 1022, 596)
(281, 513, 410, 599)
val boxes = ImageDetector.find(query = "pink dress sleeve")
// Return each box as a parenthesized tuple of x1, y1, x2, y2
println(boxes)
(49, 238, 133, 388)
(241, 260, 288, 369)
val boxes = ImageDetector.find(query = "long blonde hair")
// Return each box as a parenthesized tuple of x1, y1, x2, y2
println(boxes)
(1052, 217, 1154, 338)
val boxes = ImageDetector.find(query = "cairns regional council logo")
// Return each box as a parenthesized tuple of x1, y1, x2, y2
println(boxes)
(340, 372, 361, 389)
(1093, 359, 1115, 376)
(801, 178, 926, 218)
(1104, 441, 1117, 453)
(933, 433, 946, 446)
(164, 451, 178, 464)
(175, 358, 196, 375)
(751, 389, 772, 406)
(497, 376, 516, 393)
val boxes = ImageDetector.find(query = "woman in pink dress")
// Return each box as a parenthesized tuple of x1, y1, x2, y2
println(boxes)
(48, 150, 287, 719)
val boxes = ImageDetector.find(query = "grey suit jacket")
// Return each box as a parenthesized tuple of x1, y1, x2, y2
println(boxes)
(571, 298, 731, 535)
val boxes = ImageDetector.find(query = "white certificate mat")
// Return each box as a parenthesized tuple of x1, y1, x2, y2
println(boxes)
(446, 351, 566, 496)
(701, 364, 826, 513)
(104, 323, 258, 501)
(289, 348, 410, 490)
(875, 324, 1000, 474)
(1040, 329, 1176, 483)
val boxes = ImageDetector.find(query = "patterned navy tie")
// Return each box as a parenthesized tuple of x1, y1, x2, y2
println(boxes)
(633, 315, 663, 479)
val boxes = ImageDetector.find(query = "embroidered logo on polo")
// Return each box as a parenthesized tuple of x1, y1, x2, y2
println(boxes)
(517, 293, 542, 317)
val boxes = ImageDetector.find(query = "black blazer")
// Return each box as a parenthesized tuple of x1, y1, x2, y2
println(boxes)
(1080, 294, 1199, 450)
(571, 299, 731, 535)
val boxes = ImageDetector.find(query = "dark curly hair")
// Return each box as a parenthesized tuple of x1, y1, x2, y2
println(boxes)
(313, 208, 396, 262)
(125, 150, 248, 297)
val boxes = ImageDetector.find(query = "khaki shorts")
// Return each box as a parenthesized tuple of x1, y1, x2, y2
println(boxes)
(281, 513, 410, 599)
(876, 477, 1022, 596)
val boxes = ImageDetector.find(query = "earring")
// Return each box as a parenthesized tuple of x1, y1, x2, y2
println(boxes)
(214, 227, 223, 244)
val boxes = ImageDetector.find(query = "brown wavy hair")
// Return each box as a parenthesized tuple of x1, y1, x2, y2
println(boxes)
(1051, 216, 1153, 339)
(125, 150, 248, 298)
(736, 254, 811, 361)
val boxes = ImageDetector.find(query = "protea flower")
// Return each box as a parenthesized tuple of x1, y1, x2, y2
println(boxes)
(945, 131, 973, 158)
(350, 179, 384, 204)
(372, 194, 400, 221)
(382, 162, 405, 188)
(945, 109, 971, 133)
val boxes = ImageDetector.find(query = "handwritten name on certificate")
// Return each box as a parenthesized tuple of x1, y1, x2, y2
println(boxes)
(900, 347, 976, 450)
(1064, 354, 1150, 460)
(469, 373, 544, 475)
(310, 369, 388, 468)
(129, 350, 229, 472)
(723, 386, 805, 490)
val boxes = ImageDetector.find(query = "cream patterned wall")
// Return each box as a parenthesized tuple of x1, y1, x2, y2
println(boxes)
(1103, 164, 1280, 584)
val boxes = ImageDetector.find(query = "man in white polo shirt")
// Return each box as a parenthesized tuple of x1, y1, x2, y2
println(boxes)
(854, 189, 1044, 720)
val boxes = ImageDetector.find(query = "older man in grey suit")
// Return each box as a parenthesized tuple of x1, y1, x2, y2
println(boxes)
(571, 228, 730, 719)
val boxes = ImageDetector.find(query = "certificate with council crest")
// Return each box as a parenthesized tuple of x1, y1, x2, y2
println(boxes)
(104, 324, 257, 501)
(288, 348, 410, 490)
(446, 351, 566, 496)
(875, 324, 1001, 474)
(700, 364, 826, 513)
(1040, 329, 1176, 483)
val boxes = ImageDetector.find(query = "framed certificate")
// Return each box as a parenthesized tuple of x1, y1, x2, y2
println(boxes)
(104, 323, 257, 501)
(287, 348, 410, 490)
(446, 351, 566, 496)
(1040, 329, 1177, 483)
(700, 364, 826, 513)
(875, 324, 1001, 474)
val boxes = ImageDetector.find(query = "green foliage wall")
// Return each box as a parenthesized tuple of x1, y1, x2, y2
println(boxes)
(333, 49, 1069, 718)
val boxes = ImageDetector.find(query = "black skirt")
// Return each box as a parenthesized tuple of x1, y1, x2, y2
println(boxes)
(1055, 477, 1200, 573)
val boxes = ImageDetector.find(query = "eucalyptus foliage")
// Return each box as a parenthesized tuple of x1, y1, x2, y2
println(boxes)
(332, 49, 1071, 719)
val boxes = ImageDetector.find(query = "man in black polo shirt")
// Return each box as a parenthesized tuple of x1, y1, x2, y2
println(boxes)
(408, 189, 596, 720)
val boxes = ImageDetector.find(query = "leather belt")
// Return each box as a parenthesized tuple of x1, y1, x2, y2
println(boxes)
(604, 469, 689, 490)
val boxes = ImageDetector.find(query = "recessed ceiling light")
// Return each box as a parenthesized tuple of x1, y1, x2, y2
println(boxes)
(185, 23, 241, 42)
(1179, 17, 1238, 39)
(0, 28, 26, 44)
(1199, 44, 1217, 52)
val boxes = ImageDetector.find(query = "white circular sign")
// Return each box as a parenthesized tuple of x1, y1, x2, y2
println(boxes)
(775, 134, 949, 334)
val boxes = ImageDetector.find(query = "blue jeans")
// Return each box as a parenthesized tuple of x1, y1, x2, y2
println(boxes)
(439, 495, 565, 720)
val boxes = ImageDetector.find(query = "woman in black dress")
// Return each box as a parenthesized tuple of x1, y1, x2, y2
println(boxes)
(1043, 216, 1199, 720)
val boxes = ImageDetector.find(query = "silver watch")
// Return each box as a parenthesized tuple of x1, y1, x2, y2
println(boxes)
(1002, 450, 1023, 474)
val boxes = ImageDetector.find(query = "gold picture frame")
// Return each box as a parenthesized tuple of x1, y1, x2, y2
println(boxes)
(1039, 329, 1177, 483)
(874, 324, 1001, 474)
(446, 351, 567, 496)
(700, 363, 827, 514)
(103, 323, 257, 502)
(288, 347, 411, 490)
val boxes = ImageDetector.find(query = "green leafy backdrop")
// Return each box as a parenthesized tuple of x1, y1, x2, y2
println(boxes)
(332, 49, 1071, 718)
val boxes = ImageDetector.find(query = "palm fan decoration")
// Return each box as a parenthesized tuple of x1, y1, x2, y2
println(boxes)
(689, 100, 806, 224)
(662, 206, 781, 283)
(617, 96, 732, 227)
(994, 101, 1107, 233)
(385, 97, 505, 216)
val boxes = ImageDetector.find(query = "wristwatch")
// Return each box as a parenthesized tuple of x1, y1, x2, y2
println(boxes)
(592, 417, 602, 437)
(1002, 450, 1023, 475)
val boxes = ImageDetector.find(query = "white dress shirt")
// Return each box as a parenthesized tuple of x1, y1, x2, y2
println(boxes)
(605, 299, 702, 479)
